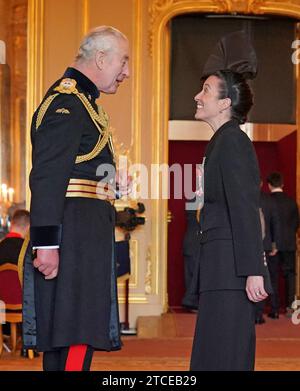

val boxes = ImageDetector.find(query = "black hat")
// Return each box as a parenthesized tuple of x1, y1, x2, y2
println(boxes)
(202, 30, 257, 80)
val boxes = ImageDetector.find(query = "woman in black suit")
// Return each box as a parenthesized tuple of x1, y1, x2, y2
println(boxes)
(190, 70, 269, 371)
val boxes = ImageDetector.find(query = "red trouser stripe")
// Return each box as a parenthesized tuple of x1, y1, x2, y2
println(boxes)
(65, 344, 88, 371)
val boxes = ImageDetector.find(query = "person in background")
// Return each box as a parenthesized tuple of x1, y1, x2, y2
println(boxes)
(0, 209, 30, 267)
(0, 209, 35, 357)
(267, 172, 299, 318)
(181, 206, 200, 311)
(255, 181, 280, 324)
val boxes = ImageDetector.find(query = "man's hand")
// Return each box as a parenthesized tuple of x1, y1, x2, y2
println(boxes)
(246, 275, 268, 302)
(33, 249, 59, 279)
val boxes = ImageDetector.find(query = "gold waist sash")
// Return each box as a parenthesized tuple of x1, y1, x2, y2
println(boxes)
(65, 178, 115, 203)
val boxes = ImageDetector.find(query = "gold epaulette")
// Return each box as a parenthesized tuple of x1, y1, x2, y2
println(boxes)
(35, 79, 78, 130)
(54, 78, 78, 94)
(34, 78, 115, 162)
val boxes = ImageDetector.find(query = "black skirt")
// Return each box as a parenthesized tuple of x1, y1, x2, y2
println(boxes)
(33, 197, 121, 352)
(190, 290, 256, 371)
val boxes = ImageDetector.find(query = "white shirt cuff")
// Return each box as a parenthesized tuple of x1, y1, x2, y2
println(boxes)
(32, 245, 59, 250)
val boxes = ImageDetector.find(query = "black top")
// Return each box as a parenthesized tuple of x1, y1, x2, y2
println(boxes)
(270, 192, 299, 251)
(0, 237, 24, 266)
(260, 191, 280, 252)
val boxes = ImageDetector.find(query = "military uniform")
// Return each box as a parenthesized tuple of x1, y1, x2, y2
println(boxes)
(28, 67, 121, 352)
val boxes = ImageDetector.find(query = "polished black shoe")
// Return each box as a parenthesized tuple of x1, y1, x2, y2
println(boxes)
(255, 316, 266, 324)
(267, 312, 279, 319)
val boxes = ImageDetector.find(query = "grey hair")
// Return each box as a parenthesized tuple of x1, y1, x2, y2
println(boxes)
(75, 26, 127, 63)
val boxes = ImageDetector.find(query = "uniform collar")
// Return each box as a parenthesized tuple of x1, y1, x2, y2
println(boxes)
(6, 232, 22, 239)
(63, 67, 100, 99)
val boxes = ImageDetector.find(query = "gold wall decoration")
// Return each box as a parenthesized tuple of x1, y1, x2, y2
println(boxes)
(145, 245, 152, 294)
(81, 0, 89, 35)
(10, 0, 27, 204)
(149, 0, 300, 309)
(131, 0, 142, 165)
(26, 0, 44, 206)
(0, 0, 28, 205)
(129, 238, 138, 287)
(148, 1, 300, 55)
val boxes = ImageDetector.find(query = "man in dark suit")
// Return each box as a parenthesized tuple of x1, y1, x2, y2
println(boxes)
(181, 207, 200, 310)
(267, 172, 299, 318)
(255, 184, 280, 324)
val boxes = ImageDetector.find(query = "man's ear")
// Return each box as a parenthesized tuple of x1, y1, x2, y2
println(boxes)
(95, 50, 105, 70)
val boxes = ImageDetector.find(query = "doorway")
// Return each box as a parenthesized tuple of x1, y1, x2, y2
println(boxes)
(167, 131, 297, 309)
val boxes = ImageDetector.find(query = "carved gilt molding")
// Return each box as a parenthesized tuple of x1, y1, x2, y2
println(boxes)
(148, 0, 300, 55)
(145, 245, 152, 294)
(149, 0, 300, 310)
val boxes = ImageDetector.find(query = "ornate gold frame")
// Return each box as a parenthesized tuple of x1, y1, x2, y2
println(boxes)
(26, 0, 44, 205)
(149, 0, 300, 309)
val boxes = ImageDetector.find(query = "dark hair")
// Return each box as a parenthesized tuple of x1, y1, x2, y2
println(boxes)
(211, 70, 253, 124)
(11, 209, 30, 228)
(267, 172, 283, 188)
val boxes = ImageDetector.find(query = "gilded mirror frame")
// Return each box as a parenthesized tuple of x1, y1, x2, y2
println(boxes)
(149, 0, 300, 309)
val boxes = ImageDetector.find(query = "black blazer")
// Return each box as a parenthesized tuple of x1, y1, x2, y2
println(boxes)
(270, 192, 299, 251)
(197, 119, 269, 292)
(260, 192, 280, 252)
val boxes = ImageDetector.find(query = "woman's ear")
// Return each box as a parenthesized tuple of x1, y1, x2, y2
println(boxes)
(219, 97, 231, 113)
(222, 97, 231, 110)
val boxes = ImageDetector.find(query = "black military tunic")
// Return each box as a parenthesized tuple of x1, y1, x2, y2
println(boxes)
(28, 68, 121, 352)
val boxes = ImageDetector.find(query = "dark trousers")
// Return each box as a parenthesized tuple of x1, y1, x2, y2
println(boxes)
(43, 345, 94, 371)
(268, 251, 296, 311)
(182, 254, 199, 309)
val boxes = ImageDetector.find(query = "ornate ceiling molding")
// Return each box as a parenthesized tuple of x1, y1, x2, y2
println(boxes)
(149, 0, 300, 22)
(148, 0, 300, 55)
